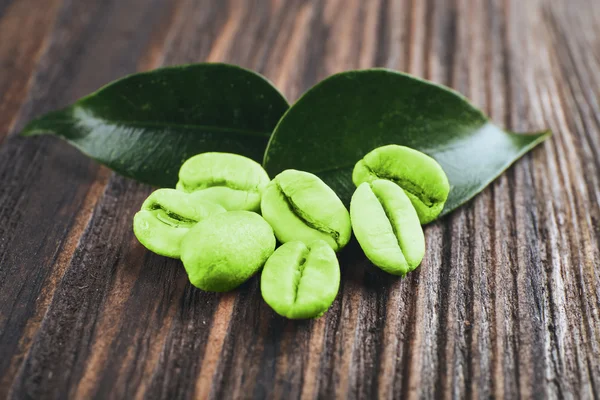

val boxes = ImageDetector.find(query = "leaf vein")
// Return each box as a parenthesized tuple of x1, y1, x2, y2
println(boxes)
(31, 116, 270, 137)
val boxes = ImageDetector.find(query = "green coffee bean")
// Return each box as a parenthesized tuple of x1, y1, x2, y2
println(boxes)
(350, 180, 425, 276)
(133, 189, 226, 259)
(352, 145, 450, 224)
(261, 240, 340, 319)
(260, 169, 351, 251)
(180, 211, 276, 292)
(177, 152, 270, 212)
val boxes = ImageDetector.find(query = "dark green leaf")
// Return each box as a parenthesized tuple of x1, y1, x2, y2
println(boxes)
(21, 63, 289, 187)
(263, 69, 550, 219)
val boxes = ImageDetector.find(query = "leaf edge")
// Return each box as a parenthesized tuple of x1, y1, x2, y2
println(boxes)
(262, 67, 489, 168)
(438, 128, 552, 218)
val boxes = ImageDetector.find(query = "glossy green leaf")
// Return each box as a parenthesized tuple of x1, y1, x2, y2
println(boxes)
(263, 69, 550, 219)
(21, 63, 289, 187)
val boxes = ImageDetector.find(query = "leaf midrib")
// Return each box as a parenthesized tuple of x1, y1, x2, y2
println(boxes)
(268, 130, 549, 176)
(30, 115, 271, 137)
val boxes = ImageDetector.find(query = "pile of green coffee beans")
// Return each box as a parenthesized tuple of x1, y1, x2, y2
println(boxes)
(133, 145, 449, 319)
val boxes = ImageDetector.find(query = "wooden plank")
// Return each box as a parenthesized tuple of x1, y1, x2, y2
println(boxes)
(0, 0, 598, 398)
(0, 0, 178, 395)
(0, 0, 63, 144)
(8, 1, 313, 398)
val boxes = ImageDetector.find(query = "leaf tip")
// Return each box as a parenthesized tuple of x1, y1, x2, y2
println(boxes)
(19, 123, 44, 137)
(532, 129, 553, 146)
(19, 120, 56, 138)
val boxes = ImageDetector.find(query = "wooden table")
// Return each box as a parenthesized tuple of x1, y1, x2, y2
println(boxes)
(1, 0, 599, 398)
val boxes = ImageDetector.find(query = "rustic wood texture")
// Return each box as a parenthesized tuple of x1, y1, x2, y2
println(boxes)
(0, 0, 598, 398)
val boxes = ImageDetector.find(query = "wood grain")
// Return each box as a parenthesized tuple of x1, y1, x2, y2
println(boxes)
(0, 0, 598, 398)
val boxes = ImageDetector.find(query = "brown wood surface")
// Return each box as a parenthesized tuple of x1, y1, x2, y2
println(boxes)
(0, 0, 599, 398)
